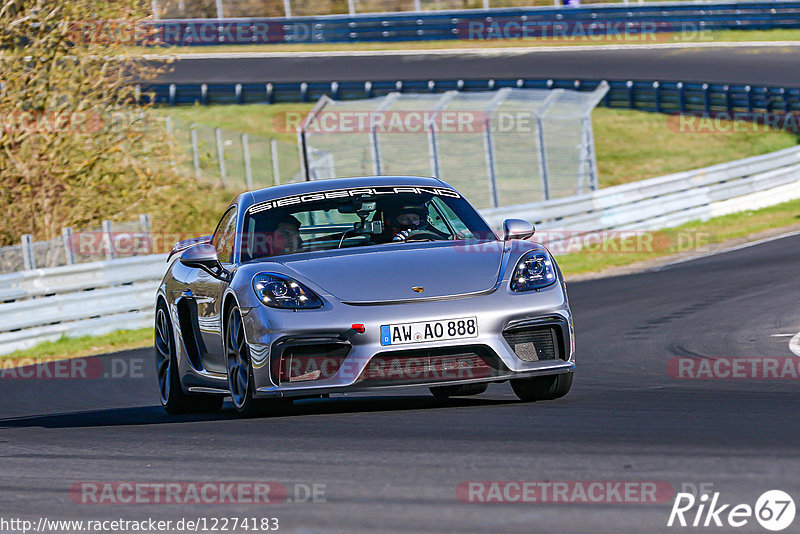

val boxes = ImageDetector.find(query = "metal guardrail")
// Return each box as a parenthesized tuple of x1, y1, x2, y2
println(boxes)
(147, 1, 800, 44)
(0, 215, 152, 275)
(0, 255, 167, 355)
(480, 145, 800, 230)
(2, 145, 799, 356)
(145, 78, 800, 116)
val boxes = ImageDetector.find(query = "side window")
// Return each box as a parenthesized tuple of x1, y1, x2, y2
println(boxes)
(211, 207, 237, 264)
(427, 203, 450, 235)
(431, 197, 474, 238)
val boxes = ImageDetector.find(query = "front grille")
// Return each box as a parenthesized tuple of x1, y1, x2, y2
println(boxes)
(358, 346, 501, 387)
(271, 341, 350, 384)
(503, 326, 560, 362)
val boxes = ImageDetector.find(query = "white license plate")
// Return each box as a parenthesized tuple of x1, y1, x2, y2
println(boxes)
(380, 317, 478, 346)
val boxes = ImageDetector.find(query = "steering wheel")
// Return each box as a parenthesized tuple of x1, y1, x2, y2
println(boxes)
(396, 230, 444, 242)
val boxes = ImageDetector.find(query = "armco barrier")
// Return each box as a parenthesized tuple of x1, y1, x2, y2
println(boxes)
(145, 78, 800, 116)
(0, 255, 167, 354)
(2, 146, 799, 355)
(147, 1, 800, 45)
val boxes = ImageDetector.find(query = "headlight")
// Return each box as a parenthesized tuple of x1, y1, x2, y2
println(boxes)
(510, 251, 557, 292)
(252, 273, 323, 309)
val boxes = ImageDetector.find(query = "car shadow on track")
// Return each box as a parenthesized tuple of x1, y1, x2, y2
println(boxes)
(0, 395, 521, 429)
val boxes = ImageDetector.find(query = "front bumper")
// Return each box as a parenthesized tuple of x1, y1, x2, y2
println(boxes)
(242, 282, 574, 399)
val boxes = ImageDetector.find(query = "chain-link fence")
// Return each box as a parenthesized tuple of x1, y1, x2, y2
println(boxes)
(154, 0, 666, 19)
(299, 84, 608, 210)
(167, 118, 303, 190)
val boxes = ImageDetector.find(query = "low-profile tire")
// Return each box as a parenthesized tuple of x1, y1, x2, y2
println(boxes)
(155, 303, 223, 414)
(430, 383, 488, 399)
(226, 305, 292, 418)
(511, 373, 573, 402)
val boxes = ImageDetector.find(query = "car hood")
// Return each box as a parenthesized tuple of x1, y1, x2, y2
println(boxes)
(281, 242, 504, 304)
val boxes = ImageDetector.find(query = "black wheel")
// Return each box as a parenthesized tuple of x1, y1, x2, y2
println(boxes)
(225, 306, 292, 417)
(155, 303, 223, 414)
(430, 383, 488, 399)
(511, 373, 573, 402)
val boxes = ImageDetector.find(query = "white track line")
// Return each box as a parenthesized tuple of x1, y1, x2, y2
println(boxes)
(139, 40, 800, 60)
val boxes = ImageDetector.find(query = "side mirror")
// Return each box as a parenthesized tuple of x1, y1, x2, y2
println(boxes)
(180, 244, 228, 280)
(503, 219, 535, 241)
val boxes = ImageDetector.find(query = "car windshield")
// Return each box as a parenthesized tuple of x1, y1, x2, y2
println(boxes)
(240, 185, 494, 261)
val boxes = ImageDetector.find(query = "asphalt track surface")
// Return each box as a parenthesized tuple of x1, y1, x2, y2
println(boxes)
(2, 233, 799, 533)
(155, 44, 800, 86)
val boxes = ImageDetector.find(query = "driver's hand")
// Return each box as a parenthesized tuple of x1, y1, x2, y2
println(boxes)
(393, 229, 414, 242)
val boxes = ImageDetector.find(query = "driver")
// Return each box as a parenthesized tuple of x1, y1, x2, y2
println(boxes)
(263, 214, 302, 256)
(385, 204, 430, 242)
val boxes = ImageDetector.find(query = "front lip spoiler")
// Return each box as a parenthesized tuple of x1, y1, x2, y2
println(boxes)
(254, 361, 575, 399)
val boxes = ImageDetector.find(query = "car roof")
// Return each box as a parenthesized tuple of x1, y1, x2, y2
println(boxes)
(236, 176, 452, 209)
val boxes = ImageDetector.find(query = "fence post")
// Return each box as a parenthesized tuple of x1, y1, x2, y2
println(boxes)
(242, 133, 253, 189)
(427, 126, 439, 179)
(215, 0, 224, 18)
(653, 81, 661, 113)
(414, 0, 421, 11)
(626, 80, 635, 109)
(152, 0, 159, 19)
(270, 138, 281, 186)
(102, 220, 115, 261)
(370, 125, 383, 176)
(62, 227, 75, 265)
(139, 214, 152, 255)
(533, 89, 562, 201)
(702, 83, 711, 113)
(215, 127, 227, 187)
(21, 234, 35, 270)
(426, 91, 457, 179)
(298, 129, 310, 181)
(369, 92, 398, 176)
(483, 117, 499, 208)
(725, 85, 733, 114)
(482, 88, 510, 208)
(348, 0, 356, 15)
(745, 85, 753, 113)
(283, 0, 292, 17)
(677, 82, 686, 113)
(483, 0, 490, 8)
(536, 116, 550, 200)
(190, 123, 201, 181)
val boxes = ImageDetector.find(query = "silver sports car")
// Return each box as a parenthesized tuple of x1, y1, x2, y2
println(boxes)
(155, 176, 575, 416)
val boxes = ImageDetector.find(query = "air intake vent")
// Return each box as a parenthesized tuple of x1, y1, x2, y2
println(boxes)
(358, 346, 501, 387)
(503, 327, 560, 362)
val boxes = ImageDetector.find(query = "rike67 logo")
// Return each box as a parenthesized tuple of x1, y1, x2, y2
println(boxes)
(668, 489, 795, 531)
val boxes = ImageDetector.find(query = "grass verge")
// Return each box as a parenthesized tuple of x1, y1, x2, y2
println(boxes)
(557, 197, 800, 276)
(128, 29, 800, 55)
(0, 328, 153, 368)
